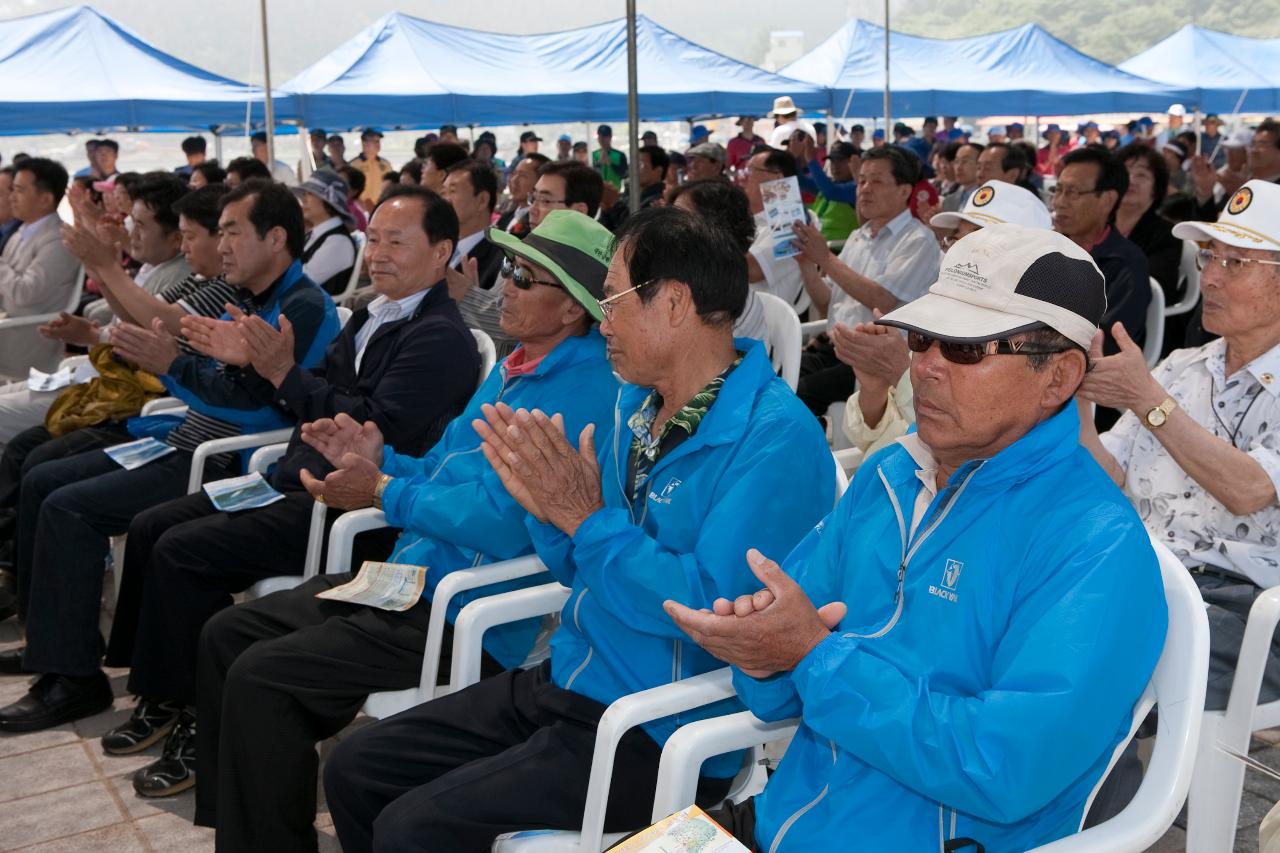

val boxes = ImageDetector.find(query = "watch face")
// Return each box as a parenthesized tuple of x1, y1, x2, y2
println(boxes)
(1147, 407, 1167, 427)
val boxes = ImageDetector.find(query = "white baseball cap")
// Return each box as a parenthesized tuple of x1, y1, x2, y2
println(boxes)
(1172, 179, 1280, 251)
(768, 120, 817, 148)
(987, 125, 1007, 138)
(930, 181, 1051, 231)
(1225, 129, 1255, 149)
(877, 223, 1106, 349)
(1168, 103, 1187, 117)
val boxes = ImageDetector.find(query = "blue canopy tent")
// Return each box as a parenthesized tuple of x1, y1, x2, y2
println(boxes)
(781, 20, 1188, 117)
(1120, 25, 1280, 113)
(0, 5, 266, 134)
(278, 12, 826, 129)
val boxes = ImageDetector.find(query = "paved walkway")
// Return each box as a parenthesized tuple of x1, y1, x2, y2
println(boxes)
(1, 610, 1278, 852)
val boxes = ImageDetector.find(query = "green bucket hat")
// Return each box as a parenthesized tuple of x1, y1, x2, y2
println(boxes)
(486, 210, 614, 322)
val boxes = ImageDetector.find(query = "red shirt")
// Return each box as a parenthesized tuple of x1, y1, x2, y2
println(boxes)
(503, 346, 545, 378)
(726, 134, 764, 171)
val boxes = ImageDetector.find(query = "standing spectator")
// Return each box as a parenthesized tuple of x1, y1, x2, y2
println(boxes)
(1007, 121, 1026, 141)
(555, 133, 572, 161)
(508, 131, 541, 172)
(1156, 103, 1187, 147)
(304, 128, 333, 174)
(473, 132, 505, 174)
(807, 141, 860, 242)
(294, 170, 358, 296)
(768, 96, 802, 134)
(350, 128, 392, 209)
(1037, 124, 1072, 176)
(571, 141, 589, 165)
(1201, 114, 1227, 168)
(1052, 146, 1150, 355)
(688, 124, 711, 150)
(93, 139, 120, 181)
(249, 132, 297, 186)
(175, 137, 206, 179)
(848, 123, 866, 149)
(727, 116, 764, 172)
(325, 134, 348, 171)
(438, 125, 459, 144)
(0, 158, 80, 379)
(592, 125, 628, 190)
(73, 140, 99, 179)
(599, 145, 669, 231)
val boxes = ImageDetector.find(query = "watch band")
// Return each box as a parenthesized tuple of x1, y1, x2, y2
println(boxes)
(1145, 396, 1177, 429)
(372, 474, 392, 510)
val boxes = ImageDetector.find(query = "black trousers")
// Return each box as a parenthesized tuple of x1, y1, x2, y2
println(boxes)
(0, 422, 129, 516)
(797, 336, 856, 418)
(18, 442, 230, 675)
(324, 661, 733, 853)
(105, 491, 397, 706)
(194, 572, 504, 853)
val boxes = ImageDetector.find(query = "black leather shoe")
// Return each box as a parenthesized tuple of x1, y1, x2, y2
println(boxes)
(0, 647, 29, 675)
(0, 671, 113, 732)
(133, 708, 196, 797)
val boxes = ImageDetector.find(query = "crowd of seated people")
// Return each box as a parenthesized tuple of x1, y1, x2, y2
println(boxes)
(0, 105, 1275, 853)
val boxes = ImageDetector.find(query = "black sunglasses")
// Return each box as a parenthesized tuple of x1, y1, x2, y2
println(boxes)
(906, 330, 1073, 365)
(501, 256, 563, 291)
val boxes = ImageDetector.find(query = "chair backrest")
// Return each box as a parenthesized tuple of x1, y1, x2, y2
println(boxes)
(336, 305, 353, 328)
(1142, 278, 1165, 368)
(1165, 240, 1201, 317)
(66, 266, 86, 314)
(1031, 537, 1208, 852)
(332, 231, 367, 305)
(754, 291, 801, 392)
(833, 450, 850, 501)
(471, 328, 497, 391)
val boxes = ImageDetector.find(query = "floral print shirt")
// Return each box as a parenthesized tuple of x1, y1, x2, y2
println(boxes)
(1101, 337, 1280, 586)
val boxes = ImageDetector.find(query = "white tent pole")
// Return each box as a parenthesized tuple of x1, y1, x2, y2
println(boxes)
(882, 0, 891, 134)
(626, 0, 641, 213)
(260, 0, 276, 165)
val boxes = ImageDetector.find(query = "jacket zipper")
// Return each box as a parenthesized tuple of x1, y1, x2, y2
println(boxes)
(563, 584, 593, 690)
(768, 739, 838, 853)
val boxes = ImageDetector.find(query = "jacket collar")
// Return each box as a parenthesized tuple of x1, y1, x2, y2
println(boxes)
(501, 328, 607, 384)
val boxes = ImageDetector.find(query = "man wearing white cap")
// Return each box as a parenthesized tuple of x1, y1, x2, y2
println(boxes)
(1156, 103, 1187, 148)
(835, 181, 1051, 455)
(1080, 178, 1280, 710)
(666, 222, 1166, 852)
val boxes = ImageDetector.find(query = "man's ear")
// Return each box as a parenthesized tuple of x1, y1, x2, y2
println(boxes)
(1044, 349, 1088, 411)
(569, 202, 589, 217)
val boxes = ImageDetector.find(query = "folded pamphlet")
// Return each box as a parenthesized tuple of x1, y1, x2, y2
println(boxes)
(203, 472, 287, 512)
(759, 175, 806, 260)
(315, 561, 428, 611)
(104, 437, 176, 470)
(608, 805, 749, 853)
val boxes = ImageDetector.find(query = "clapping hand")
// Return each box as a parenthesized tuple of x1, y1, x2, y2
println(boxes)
(38, 312, 101, 347)
(831, 316, 909, 393)
(299, 452, 382, 511)
(301, 413, 384, 468)
(1078, 324, 1166, 414)
(108, 318, 180, 375)
(226, 305, 296, 386)
(180, 314, 251, 366)
(790, 220, 832, 266)
(663, 549, 847, 679)
(445, 255, 480, 301)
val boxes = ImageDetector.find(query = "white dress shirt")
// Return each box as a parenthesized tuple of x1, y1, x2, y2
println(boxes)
(1101, 338, 1280, 587)
(17, 213, 58, 245)
(450, 231, 486, 268)
(826, 207, 941, 331)
(353, 288, 430, 372)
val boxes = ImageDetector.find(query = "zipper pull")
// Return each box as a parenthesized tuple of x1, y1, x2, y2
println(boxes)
(893, 561, 906, 604)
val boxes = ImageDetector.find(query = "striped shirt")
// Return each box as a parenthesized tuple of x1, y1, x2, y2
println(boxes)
(159, 274, 236, 356)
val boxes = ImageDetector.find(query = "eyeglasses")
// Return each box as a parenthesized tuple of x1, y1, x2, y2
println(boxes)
(906, 331, 1074, 365)
(742, 167, 782, 179)
(527, 192, 566, 208)
(501, 256, 563, 291)
(1049, 185, 1106, 200)
(596, 278, 660, 321)
(1194, 247, 1280, 272)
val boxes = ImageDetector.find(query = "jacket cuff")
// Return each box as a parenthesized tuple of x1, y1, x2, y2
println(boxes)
(271, 364, 308, 411)
(792, 631, 857, 703)
(380, 475, 411, 528)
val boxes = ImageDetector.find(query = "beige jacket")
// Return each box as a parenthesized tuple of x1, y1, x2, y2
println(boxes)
(0, 216, 81, 378)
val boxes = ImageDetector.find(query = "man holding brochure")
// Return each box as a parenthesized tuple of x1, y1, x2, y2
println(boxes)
(97, 185, 480, 798)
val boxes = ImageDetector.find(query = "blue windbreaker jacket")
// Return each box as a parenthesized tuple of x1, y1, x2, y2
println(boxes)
(378, 330, 619, 669)
(736, 402, 1168, 853)
(529, 340, 835, 777)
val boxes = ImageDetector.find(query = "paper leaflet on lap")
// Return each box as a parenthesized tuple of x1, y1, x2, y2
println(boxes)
(608, 805, 749, 852)
(104, 436, 176, 470)
(203, 472, 286, 512)
(27, 360, 98, 392)
(760, 176, 805, 261)
(315, 561, 428, 611)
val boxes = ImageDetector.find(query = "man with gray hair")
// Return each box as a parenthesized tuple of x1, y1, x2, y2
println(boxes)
(667, 223, 1167, 851)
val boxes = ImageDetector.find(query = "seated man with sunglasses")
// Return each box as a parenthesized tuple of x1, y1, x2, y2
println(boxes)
(1080, 179, 1280, 713)
(664, 223, 1167, 852)
(190, 209, 621, 853)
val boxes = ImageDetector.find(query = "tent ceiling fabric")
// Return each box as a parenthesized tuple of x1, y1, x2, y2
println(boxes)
(1119, 25, 1280, 113)
(277, 12, 828, 128)
(0, 4, 264, 134)
(782, 19, 1190, 116)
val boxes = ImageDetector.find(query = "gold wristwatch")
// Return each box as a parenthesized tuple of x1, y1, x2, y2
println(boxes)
(1144, 396, 1178, 429)
(372, 474, 393, 510)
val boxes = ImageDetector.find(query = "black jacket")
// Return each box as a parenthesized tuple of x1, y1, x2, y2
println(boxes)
(464, 236, 505, 293)
(269, 282, 481, 491)
(1127, 207, 1182, 299)
(1091, 227, 1152, 355)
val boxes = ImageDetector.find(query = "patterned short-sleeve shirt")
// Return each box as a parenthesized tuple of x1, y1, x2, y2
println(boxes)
(1101, 337, 1280, 587)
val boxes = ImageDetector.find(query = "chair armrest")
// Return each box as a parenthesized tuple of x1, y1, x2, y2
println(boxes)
(418, 555, 548, 697)
(576, 668, 744, 852)
(833, 446, 864, 475)
(800, 319, 826, 341)
(322, 506, 388, 576)
(449, 582, 570, 693)
(186, 427, 295, 493)
(1224, 585, 1280, 740)
(247, 442, 289, 474)
(0, 311, 62, 331)
(651, 710, 799, 821)
(141, 396, 185, 416)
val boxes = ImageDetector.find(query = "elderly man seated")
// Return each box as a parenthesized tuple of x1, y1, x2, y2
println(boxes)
(192, 210, 621, 853)
(1080, 179, 1280, 711)
(319, 207, 834, 853)
(97, 185, 481, 798)
(666, 223, 1167, 852)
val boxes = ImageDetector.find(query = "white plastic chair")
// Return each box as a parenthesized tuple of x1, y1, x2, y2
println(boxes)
(331, 231, 366, 307)
(799, 318, 826, 341)
(0, 266, 85, 369)
(1165, 240, 1201, 318)
(1186, 585, 1280, 852)
(1143, 278, 1165, 368)
(647, 538, 1208, 853)
(754, 291, 801, 392)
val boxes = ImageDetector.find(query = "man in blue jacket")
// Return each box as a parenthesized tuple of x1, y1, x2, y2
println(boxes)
(0, 180, 339, 733)
(321, 206, 835, 853)
(191, 210, 621, 853)
(666, 224, 1168, 852)
(97, 184, 481, 798)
